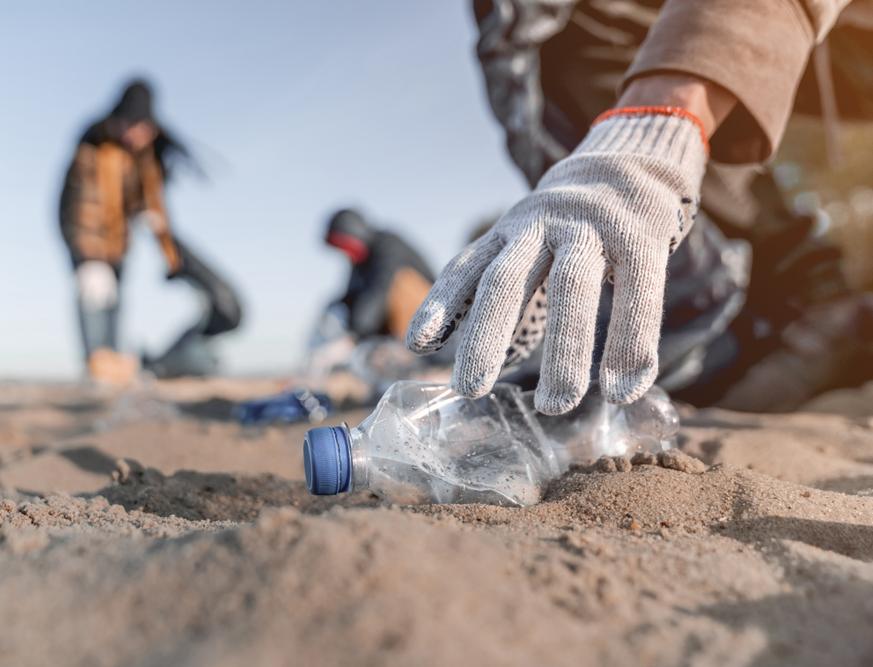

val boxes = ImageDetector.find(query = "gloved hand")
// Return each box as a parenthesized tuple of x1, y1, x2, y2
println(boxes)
(142, 210, 184, 277)
(157, 231, 184, 278)
(407, 108, 708, 414)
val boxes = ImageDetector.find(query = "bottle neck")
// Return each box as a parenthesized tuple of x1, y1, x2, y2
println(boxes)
(346, 425, 370, 492)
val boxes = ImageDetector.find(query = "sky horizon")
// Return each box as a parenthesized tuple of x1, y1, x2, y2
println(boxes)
(0, 2, 528, 379)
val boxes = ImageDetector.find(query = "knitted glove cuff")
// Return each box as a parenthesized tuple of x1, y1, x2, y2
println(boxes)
(592, 106, 709, 153)
(581, 107, 708, 191)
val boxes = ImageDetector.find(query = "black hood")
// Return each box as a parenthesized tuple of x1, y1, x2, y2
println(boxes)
(326, 208, 374, 246)
(110, 80, 155, 124)
(78, 78, 201, 181)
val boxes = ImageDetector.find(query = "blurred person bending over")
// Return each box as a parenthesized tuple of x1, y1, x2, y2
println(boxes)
(325, 209, 435, 341)
(407, 0, 873, 413)
(59, 80, 242, 384)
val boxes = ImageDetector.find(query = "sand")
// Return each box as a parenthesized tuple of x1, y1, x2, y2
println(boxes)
(1, 378, 873, 666)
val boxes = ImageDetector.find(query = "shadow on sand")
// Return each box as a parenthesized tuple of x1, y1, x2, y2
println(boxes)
(93, 459, 379, 522)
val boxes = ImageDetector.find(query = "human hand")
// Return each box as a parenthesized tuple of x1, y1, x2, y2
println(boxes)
(407, 108, 707, 413)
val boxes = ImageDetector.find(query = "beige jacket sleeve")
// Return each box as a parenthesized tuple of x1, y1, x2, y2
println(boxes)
(623, 0, 852, 163)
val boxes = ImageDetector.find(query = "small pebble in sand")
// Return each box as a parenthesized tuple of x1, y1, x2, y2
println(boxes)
(613, 456, 632, 473)
(631, 451, 658, 466)
(89, 496, 109, 511)
(657, 450, 706, 474)
(112, 459, 131, 483)
(621, 514, 641, 532)
(595, 456, 633, 473)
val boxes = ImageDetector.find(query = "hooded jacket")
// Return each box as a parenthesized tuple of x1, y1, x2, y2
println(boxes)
(59, 82, 181, 271)
(326, 209, 435, 339)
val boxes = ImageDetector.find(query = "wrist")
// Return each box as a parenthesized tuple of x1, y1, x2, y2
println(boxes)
(617, 74, 736, 138)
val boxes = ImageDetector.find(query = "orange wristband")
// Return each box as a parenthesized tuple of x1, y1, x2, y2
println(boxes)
(592, 106, 709, 154)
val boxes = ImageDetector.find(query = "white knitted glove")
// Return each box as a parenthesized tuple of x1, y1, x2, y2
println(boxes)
(407, 109, 708, 414)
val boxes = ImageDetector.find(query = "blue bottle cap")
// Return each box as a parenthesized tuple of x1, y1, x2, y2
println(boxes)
(303, 426, 352, 495)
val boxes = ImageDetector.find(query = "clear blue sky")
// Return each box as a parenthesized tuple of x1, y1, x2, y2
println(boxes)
(0, 1, 527, 378)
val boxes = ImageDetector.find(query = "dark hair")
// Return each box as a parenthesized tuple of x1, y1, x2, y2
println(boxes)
(110, 79, 155, 123)
(81, 78, 201, 180)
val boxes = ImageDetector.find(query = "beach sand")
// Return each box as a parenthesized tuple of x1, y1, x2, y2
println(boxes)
(1, 378, 872, 666)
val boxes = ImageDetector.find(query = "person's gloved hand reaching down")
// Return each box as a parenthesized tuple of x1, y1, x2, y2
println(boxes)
(407, 106, 708, 414)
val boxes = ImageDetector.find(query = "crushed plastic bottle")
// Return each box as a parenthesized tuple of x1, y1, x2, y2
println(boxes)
(303, 381, 679, 507)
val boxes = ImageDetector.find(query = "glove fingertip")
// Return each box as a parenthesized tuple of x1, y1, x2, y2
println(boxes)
(406, 300, 449, 352)
(405, 335, 431, 355)
(599, 365, 657, 404)
(405, 320, 434, 354)
(534, 382, 587, 416)
(451, 364, 497, 399)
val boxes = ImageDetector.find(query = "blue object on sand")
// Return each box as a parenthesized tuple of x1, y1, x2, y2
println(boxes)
(235, 390, 332, 425)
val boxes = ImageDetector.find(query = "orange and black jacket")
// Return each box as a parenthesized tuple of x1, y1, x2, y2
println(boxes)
(59, 123, 181, 272)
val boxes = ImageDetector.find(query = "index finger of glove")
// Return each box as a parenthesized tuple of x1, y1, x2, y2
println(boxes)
(406, 232, 503, 354)
(452, 233, 551, 398)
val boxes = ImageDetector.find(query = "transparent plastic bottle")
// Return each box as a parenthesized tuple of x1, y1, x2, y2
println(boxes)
(303, 381, 679, 507)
